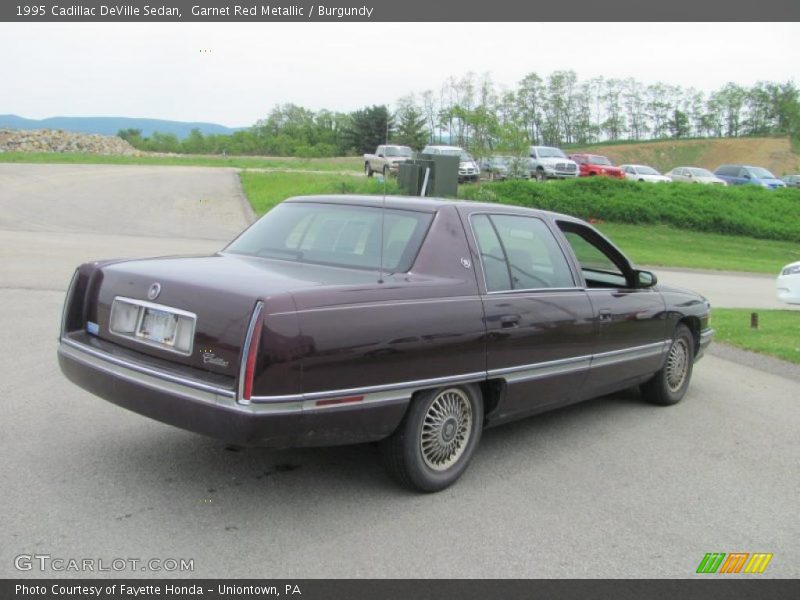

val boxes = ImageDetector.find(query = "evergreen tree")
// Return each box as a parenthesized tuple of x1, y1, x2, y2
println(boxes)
(394, 105, 428, 150)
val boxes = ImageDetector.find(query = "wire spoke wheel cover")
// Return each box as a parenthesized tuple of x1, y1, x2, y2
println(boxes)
(665, 337, 690, 392)
(420, 388, 473, 471)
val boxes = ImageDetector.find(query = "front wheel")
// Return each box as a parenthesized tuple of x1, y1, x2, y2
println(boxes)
(640, 324, 695, 405)
(380, 385, 483, 492)
(535, 169, 546, 182)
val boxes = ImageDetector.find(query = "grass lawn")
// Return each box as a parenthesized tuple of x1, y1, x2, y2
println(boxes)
(239, 171, 796, 274)
(711, 309, 800, 364)
(595, 223, 797, 274)
(240, 171, 398, 215)
(0, 151, 363, 172)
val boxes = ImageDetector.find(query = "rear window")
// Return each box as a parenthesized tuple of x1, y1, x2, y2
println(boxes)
(225, 203, 433, 272)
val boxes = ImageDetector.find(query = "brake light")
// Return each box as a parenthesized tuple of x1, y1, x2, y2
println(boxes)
(239, 302, 264, 403)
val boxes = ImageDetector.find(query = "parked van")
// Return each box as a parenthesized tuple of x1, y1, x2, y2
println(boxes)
(714, 165, 786, 189)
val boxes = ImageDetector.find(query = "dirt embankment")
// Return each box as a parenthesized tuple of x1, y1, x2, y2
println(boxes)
(570, 137, 799, 175)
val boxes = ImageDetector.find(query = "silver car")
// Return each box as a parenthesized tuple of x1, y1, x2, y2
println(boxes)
(666, 167, 727, 185)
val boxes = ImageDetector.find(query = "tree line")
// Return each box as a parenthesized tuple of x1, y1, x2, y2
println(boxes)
(119, 71, 800, 158)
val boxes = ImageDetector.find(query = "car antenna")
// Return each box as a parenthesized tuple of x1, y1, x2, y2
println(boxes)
(378, 115, 388, 285)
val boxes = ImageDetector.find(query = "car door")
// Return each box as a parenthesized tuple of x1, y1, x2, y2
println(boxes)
(464, 210, 595, 421)
(555, 220, 668, 397)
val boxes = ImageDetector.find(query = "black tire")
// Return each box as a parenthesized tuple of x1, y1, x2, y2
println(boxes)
(380, 385, 483, 492)
(382, 165, 389, 178)
(535, 169, 546, 182)
(640, 323, 695, 406)
(365, 163, 373, 177)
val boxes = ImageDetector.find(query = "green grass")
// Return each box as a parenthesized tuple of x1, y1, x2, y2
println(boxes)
(711, 309, 800, 364)
(0, 151, 363, 172)
(240, 171, 398, 215)
(238, 171, 798, 274)
(459, 177, 800, 242)
(594, 223, 799, 274)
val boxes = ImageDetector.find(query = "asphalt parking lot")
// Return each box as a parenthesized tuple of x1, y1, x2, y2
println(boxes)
(1, 163, 798, 578)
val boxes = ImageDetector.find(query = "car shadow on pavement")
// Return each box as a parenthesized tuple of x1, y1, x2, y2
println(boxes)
(74, 386, 653, 502)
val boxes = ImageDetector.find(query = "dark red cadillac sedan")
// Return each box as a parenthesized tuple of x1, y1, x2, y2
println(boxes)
(58, 195, 713, 491)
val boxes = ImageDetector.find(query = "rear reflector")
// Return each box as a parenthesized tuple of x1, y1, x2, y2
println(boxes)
(315, 396, 364, 407)
(239, 302, 264, 403)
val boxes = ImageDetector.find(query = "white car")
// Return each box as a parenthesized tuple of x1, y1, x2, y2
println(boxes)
(620, 164, 671, 183)
(421, 145, 480, 183)
(777, 261, 800, 305)
(666, 167, 727, 185)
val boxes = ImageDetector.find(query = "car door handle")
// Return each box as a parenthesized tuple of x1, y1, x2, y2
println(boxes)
(500, 315, 520, 328)
(598, 309, 613, 322)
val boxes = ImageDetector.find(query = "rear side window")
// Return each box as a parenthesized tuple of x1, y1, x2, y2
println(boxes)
(471, 214, 575, 292)
(226, 203, 432, 272)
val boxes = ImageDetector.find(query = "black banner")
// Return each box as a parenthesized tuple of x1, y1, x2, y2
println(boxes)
(4, 579, 800, 600)
(3, 0, 800, 22)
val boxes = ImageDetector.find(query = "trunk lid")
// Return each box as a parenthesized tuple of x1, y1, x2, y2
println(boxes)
(88, 252, 380, 377)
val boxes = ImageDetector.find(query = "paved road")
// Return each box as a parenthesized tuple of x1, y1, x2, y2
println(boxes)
(648, 266, 796, 311)
(1, 163, 798, 578)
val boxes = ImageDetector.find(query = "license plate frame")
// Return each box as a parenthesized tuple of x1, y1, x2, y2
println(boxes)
(109, 297, 197, 356)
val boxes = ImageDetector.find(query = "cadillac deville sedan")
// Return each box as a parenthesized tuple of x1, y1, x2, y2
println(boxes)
(58, 196, 713, 492)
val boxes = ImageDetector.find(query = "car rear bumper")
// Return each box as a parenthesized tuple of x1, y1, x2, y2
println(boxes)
(58, 337, 408, 448)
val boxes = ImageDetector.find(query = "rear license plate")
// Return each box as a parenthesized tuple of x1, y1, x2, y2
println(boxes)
(137, 307, 179, 346)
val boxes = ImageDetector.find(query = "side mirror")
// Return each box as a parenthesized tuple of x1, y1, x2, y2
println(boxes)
(636, 270, 657, 288)
(377, 153, 384, 158)
(743, 173, 751, 179)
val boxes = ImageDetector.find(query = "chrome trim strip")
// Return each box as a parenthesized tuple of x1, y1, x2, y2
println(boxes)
(488, 355, 591, 383)
(63, 333, 675, 417)
(112, 296, 196, 319)
(237, 301, 264, 405)
(61, 337, 235, 398)
(109, 296, 197, 357)
(590, 340, 670, 368)
(269, 296, 485, 317)
(249, 371, 486, 404)
(60, 341, 236, 408)
(485, 288, 583, 296)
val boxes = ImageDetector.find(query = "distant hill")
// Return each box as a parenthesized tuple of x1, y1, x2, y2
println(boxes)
(0, 115, 243, 139)
(568, 137, 800, 176)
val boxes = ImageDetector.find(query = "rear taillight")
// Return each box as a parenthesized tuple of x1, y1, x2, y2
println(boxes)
(239, 301, 264, 404)
(60, 269, 79, 339)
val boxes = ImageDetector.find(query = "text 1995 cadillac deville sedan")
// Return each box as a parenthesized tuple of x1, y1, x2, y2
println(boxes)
(58, 195, 713, 491)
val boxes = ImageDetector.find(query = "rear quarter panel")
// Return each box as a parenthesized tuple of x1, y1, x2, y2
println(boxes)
(288, 205, 486, 395)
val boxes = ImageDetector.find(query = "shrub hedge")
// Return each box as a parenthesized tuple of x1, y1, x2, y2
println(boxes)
(458, 178, 800, 242)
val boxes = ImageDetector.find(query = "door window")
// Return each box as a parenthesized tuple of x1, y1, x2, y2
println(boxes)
(472, 214, 575, 292)
(558, 222, 631, 289)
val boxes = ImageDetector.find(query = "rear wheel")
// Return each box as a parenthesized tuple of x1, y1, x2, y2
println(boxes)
(365, 163, 373, 177)
(380, 385, 483, 492)
(641, 323, 695, 405)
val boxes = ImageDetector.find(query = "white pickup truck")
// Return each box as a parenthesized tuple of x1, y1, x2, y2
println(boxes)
(528, 146, 579, 181)
(363, 145, 414, 177)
